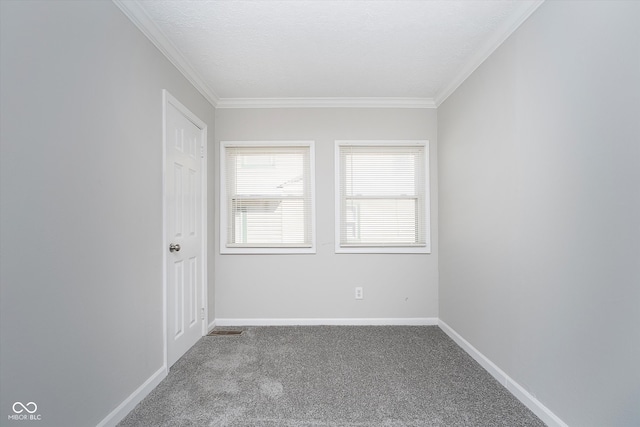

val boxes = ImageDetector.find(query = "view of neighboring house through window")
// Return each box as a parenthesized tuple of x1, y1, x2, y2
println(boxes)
(221, 141, 315, 254)
(335, 141, 430, 253)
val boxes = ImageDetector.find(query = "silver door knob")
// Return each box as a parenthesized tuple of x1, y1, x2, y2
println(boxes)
(169, 243, 181, 252)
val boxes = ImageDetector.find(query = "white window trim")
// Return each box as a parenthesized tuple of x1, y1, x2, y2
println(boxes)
(220, 141, 316, 254)
(334, 140, 431, 254)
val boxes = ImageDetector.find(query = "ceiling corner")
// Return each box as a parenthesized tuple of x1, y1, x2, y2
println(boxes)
(433, 0, 545, 108)
(112, 0, 220, 108)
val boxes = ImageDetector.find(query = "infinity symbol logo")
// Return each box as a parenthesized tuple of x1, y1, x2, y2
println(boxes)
(12, 402, 38, 414)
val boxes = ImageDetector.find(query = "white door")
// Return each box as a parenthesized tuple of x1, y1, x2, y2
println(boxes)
(164, 91, 207, 368)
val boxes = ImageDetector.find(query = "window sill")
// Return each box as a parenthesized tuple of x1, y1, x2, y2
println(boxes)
(221, 246, 316, 255)
(335, 245, 431, 254)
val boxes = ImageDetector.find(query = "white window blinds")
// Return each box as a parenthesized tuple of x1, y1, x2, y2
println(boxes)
(336, 141, 429, 252)
(222, 142, 314, 252)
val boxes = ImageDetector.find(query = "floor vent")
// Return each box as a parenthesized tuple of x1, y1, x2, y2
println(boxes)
(207, 330, 244, 336)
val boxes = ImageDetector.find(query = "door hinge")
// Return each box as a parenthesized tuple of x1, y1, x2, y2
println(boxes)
(201, 307, 205, 320)
(200, 145, 205, 158)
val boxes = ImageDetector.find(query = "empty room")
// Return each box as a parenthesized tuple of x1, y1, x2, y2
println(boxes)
(0, 0, 638, 426)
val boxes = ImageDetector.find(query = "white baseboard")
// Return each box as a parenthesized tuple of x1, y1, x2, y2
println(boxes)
(96, 365, 167, 427)
(215, 317, 438, 326)
(438, 320, 568, 427)
(207, 318, 216, 332)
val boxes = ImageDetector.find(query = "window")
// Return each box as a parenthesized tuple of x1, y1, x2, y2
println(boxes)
(335, 141, 430, 253)
(220, 141, 315, 254)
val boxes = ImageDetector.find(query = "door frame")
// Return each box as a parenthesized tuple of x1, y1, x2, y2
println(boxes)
(162, 89, 208, 372)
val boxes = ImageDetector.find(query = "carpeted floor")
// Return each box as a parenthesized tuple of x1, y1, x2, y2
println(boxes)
(119, 326, 545, 426)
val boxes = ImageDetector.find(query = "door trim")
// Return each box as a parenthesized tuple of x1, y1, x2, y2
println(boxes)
(162, 89, 208, 372)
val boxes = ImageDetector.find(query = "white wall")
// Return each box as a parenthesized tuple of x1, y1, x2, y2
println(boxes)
(438, 2, 640, 426)
(0, 1, 215, 426)
(215, 108, 438, 321)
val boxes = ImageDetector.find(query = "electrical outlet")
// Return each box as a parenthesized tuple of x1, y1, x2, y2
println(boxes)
(355, 287, 364, 300)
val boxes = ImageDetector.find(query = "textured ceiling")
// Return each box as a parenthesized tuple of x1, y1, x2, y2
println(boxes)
(128, 0, 542, 106)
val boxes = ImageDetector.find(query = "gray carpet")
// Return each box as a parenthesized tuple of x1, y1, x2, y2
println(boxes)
(119, 326, 545, 426)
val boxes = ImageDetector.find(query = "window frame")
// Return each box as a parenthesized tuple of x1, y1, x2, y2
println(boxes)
(220, 140, 316, 254)
(334, 140, 431, 254)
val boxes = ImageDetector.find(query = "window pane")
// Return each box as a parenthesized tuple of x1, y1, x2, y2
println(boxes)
(345, 151, 417, 196)
(234, 151, 304, 196)
(343, 198, 419, 245)
(232, 198, 306, 245)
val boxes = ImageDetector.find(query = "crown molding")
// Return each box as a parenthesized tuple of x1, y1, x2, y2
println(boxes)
(115, 0, 542, 110)
(112, 0, 431, 110)
(216, 97, 436, 109)
(112, 0, 220, 107)
(433, 0, 545, 107)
